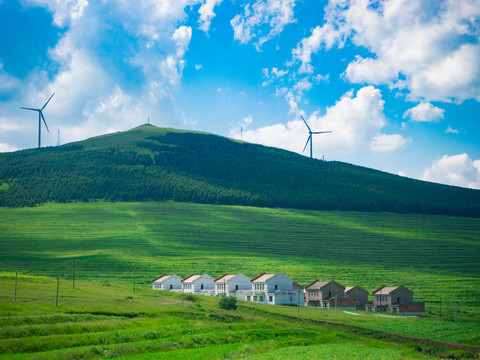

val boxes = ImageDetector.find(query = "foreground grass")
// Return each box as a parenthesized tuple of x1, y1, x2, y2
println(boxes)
(2, 276, 478, 359)
(0, 201, 479, 318)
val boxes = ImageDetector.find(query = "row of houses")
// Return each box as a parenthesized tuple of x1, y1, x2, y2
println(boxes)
(152, 272, 425, 315)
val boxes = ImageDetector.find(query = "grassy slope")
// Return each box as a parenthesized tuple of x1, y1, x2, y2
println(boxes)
(1, 201, 479, 316)
(1, 124, 480, 216)
(0, 275, 477, 359)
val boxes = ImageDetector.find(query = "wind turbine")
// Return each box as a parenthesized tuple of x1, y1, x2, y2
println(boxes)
(21, 93, 55, 148)
(301, 115, 331, 159)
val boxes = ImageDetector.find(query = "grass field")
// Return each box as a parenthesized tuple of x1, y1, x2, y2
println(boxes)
(1, 201, 479, 314)
(0, 275, 477, 359)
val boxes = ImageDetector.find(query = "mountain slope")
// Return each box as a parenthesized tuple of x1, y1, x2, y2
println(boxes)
(0, 124, 479, 216)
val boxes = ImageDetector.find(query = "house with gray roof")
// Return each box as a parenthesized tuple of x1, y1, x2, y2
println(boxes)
(214, 273, 251, 296)
(366, 285, 425, 315)
(152, 274, 182, 291)
(344, 285, 369, 310)
(238, 272, 302, 306)
(182, 274, 215, 296)
(305, 280, 357, 310)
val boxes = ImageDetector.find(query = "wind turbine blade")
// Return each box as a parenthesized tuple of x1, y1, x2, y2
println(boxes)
(311, 131, 332, 134)
(302, 136, 311, 152)
(21, 107, 40, 112)
(41, 93, 55, 110)
(300, 115, 311, 132)
(41, 112, 50, 133)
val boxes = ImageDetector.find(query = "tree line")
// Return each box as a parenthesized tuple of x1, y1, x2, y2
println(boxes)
(0, 130, 479, 216)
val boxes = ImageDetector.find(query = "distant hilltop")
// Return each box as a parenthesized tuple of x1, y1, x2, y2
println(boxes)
(0, 124, 479, 216)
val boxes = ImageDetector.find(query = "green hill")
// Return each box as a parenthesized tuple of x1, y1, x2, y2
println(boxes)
(0, 124, 479, 216)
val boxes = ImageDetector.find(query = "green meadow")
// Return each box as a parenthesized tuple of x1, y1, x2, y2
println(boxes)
(1, 201, 479, 358)
(0, 275, 478, 359)
(1, 201, 479, 314)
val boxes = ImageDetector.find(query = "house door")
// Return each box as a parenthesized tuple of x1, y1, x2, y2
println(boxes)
(201, 284, 204, 290)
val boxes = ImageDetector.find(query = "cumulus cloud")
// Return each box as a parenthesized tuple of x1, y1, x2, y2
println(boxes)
(0, 0, 197, 150)
(25, 0, 89, 27)
(231, 0, 296, 49)
(230, 86, 406, 156)
(291, 0, 480, 102)
(198, 0, 223, 33)
(293, 23, 346, 74)
(0, 62, 20, 95)
(0, 143, 19, 153)
(422, 153, 480, 189)
(402, 102, 445, 123)
(370, 133, 410, 152)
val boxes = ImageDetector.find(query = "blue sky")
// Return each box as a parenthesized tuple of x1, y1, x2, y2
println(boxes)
(0, 0, 479, 189)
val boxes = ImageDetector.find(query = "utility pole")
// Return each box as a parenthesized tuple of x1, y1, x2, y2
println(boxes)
(56, 277, 59, 307)
(181, 282, 184, 309)
(297, 289, 300, 315)
(446, 300, 449, 321)
(335, 288, 338, 316)
(14, 272, 17, 302)
(72, 260, 75, 289)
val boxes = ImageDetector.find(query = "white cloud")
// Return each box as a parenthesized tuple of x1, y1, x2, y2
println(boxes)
(198, 0, 223, 33)
(370, 133, 410, 152)
(0, 62, 20, 94)
(402, 102, 445, 123)
(195, 64, 203, 70)
(2, 0, 196, 150)
(422, 153, 480, 189)
(230, 86, 402, 156)
(293, 23, 346, 74)
(231, 0, 296, 49)
(343, 56, 398, 85)
(291, 0, 480, 102)
(25, 0, 89, 27)
(445, 126, 459, 134)
(0, 143, 19, 153)
(262, 67, 288, 86)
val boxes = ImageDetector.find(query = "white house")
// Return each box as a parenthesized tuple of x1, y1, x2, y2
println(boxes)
(152, 274, 182, 291)
(214, 274, 251, 296)
(239, 272, 302, 306)
(182, 274, 215, 295)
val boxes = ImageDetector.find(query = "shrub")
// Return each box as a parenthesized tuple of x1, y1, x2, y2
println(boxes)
(219, 296, 237, 310)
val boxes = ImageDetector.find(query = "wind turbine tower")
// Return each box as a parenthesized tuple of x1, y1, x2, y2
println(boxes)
(21, 93, 55, 148)
(301, 115, 332, 159)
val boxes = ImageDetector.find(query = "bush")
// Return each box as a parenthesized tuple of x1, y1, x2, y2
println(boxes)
(219, 296, 237, 310)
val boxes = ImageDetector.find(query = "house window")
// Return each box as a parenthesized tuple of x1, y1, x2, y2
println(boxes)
(201, 284, 204, 290)
(393, 307, 397, 313)
(259, 296, 264, 302)
(253, 296, 257, 301)
(269, 296, 273, 302)
(247, 296, 251, 301)
(275, 285, 278, 290)
(289, 295, 293, 301)
(170, 284, 173, 290)
(236, 285, 239, 291)
(328, 291, 331, 298)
